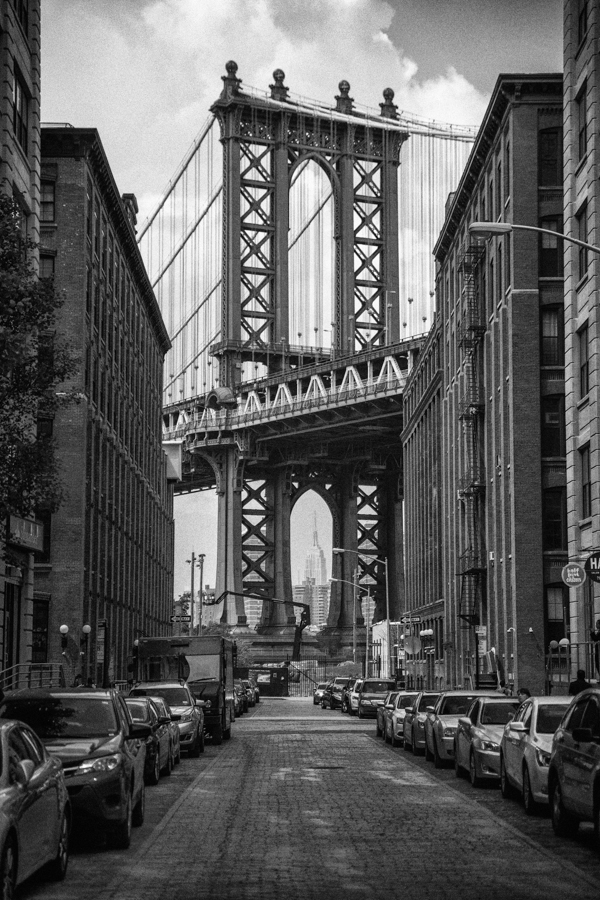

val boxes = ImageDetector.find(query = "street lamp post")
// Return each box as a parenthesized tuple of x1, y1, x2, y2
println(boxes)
(333, 547, 391, 678)
(330, 574, 360, 664)
(469, 221, 600, 254)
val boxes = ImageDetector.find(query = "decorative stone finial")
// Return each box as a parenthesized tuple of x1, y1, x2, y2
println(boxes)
(270, 69, 289, 102)
(220, 60, 242, 100)
(380, 87, 398, 120)
(335, 80, 354, 114)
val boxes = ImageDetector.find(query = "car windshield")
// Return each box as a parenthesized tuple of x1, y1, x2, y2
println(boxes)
(362, 681, 396, 693)
(125, 700, 151, 723)
(316, 684, 327, 690)
(536, 704, 568, 735)
(0, 695, 118, 738)
(439, 695, 478, 716)
(130, 687, 191, 707)
(480, 701, 519, 725)
(419, 694, 440, 711)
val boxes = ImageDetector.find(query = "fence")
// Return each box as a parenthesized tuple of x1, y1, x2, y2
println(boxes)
(546, 640, 598, 694)
(0, 663, 65, 692)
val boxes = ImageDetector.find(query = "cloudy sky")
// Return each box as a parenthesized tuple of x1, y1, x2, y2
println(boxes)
(42, 0, 563, 600)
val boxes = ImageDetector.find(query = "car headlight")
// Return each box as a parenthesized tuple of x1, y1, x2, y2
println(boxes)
(179, 709, 194, 721)
(76, 753, 122, 774)
(443, 727, 456, 737)
(478, 740, 500, 752)
(535, 747, 551, 768)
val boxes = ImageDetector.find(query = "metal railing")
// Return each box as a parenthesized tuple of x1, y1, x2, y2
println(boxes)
(0, 663, 65, 692)
(546, 640, 598, 694)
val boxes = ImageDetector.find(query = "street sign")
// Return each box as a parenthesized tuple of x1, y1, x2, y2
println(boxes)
(475, 625, 487, 636)
(170, 614, 191, 622)
(562, 563, 586, 588)
(584, 552, 600, 584)
(400, 615, 421, 625)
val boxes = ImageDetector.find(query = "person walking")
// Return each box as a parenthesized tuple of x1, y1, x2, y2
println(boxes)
(591, 619, 600, 679)
(517, 687, 531, 703)
(568, 669, 591, 696)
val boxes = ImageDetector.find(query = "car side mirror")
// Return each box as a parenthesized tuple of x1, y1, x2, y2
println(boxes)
(196, 699, 211, 709)
(14, 759, 35, 786)
(425, 706, 435, 713)
(509, 721, 527, 733)
(171, 714, 181, 721)
(130, 722, 152, 739)
(458, 716, 471, 728)
(159, 716, 171, 725)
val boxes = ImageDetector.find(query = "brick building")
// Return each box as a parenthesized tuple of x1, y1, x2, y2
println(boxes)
(0, 0, 42, 679)
(563, 0, 600, 677)
(404, 74, 564, 694)
(401, 320, 444, 689)
(36, 126, 174, 685)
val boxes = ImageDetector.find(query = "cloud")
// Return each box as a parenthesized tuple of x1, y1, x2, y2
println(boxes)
(42, 0, 488, 221)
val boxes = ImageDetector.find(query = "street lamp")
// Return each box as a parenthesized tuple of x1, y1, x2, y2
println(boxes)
(333, 547, 391, 678)
(81, 624, 91, 682)
(330, 574, 360, 663)
(469, 221, 600, 254)
(59, 624, 69, 653)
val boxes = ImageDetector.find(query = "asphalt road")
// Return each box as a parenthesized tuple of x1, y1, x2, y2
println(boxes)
(21, 698, 600, 900)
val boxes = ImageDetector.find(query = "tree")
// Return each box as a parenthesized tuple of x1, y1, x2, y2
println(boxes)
(0, 192, 78, 545)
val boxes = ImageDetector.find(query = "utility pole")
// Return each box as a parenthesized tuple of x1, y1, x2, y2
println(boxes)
(198, 553, 205, 634)
(189, 551, 195, 636)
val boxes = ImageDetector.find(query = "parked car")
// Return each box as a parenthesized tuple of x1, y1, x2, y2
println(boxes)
(0, 687, 149, 848)
(313, 682, 328, 705)
(403, 692, 440, 754)
(129, 682, 205, 757)
(548, 687, 600, 841)
(386, 691, 419, 747)
(347, 679, 364, 716)
(233, 684, 244, 716)
(424, 690, 498, 768)
(500, 695, 571, 813)
(454, 695, 520, 786)
(241, 680, 256, 707)
(150, 695, 181, 766)
(0, 718, 71, 890)
(322, 678, 352, 710)
(376, 691, 398, 737)
(234, 680, 249, 714)
(125, 696, 172, 784)
(340, 679, 359, 714)
(357, 679, 397, 719)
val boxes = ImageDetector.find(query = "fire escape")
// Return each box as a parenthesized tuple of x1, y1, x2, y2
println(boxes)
(457, 245, 486, 631)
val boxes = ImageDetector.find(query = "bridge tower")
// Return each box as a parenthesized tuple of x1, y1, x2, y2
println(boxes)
(205, 62, 408, 651)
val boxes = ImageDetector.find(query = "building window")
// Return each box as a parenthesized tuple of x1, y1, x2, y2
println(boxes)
(31, 598, 49, 664)
(545, 584, 566, 645)
(12, 0, 29, 36)
(576, 204, 588, 280)
(580, 323, 589, 398)
(543, 488, 566, 550)
(578, 0, 588, 45)
(581, 444, 591, 519)
(12, 72, 28, 152)
(576, 82, 587, 162)
(539, 217, 563, 277)
(39, 255, 55, 280)
(541, 395, 565, 457)
(40, 181, 55, 222)
(538, 128, 562, 187)
(540, 307, 564, 366)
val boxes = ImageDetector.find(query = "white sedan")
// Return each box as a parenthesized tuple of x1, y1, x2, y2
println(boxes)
(454, 696, 520, 786)
(500, 695, 571, 813)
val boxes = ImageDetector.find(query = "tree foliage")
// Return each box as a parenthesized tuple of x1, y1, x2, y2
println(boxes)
(0, 192, 78, 529)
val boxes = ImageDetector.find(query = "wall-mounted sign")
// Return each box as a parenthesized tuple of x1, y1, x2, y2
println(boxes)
(562, 562, 586, 587)
(8, 515, 44, 552)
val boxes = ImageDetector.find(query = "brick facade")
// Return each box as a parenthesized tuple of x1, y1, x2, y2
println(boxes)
(36, 127, 174, 685)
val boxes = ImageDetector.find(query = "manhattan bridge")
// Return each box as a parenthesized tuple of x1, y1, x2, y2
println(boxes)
(138, 62, 476, 654)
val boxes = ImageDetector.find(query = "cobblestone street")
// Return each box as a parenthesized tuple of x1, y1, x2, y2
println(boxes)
(21, 698, 600, 900)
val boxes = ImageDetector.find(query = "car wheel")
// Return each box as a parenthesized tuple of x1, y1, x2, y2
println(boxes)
(321, 699, 326, 709)
(358, 706, 364, 719)
(469, 751, 481, 787)
(198, 729, 205, 754)
(390, 729, 398, 748)
(132, 782, 146, 827)
(46, 809, 70, 881)
(147, 748, 160, 785)
(425, 736, 433, 762)
(189, 730, 201, 758)
(108, 792, 132, 849)
(175, 743, 181, 764)
(433, 736, 444, 769)
(213, 722, 223, 746)
(375, 720, 382, 737)
(1, 835, 17, 900)
(522, 766, 536, 816)
(500, 754, 513, 799)
(403, 729, 411, 752)
(341, 701, 348, 713)
(550, 778, 578, 836)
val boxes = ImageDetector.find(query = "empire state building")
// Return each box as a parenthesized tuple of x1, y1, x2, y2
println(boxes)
(293, 514, 330, 626)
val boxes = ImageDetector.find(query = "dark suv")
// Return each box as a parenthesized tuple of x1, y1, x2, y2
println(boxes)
(0, 688, 150, 849)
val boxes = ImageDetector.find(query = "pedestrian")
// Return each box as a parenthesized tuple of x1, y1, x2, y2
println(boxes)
(591, 618, 600, 679)
(73, 674, 84, 687)
(517, 687, 531, 703)
(568, 669, 591, 696)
